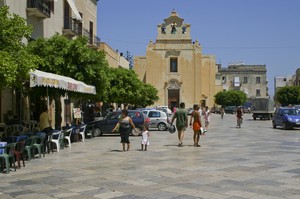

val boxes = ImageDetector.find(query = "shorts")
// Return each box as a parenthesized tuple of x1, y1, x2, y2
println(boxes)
(176, 125, 186, 131)
(193, 122, 201, 131)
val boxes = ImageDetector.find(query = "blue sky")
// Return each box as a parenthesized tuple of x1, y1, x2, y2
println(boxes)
(97, 0, 300, 96)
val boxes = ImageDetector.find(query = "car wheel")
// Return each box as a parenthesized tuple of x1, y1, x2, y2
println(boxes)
(93, 127, 102, 136)
(272, 121, 276, 129)
(282, 122, 288, 130)
(157, 123, 167, 131)
(132, 127, 141, 136)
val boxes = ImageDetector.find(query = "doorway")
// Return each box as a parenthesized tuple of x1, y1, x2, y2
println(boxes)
(168, 89, 179, 111)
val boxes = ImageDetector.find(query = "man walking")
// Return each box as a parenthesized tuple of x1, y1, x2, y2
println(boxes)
(171, 102, 188, 147)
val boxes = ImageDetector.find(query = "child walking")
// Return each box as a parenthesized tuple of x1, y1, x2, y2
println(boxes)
(140, 125, 150, 151)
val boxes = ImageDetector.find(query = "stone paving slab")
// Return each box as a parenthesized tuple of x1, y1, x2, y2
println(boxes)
(0, 113, 300, 199)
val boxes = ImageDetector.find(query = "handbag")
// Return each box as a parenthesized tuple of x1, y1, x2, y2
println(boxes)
(168, 124, 176, 134)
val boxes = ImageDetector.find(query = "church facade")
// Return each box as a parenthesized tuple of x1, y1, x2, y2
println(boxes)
(134, 11, 222, 109)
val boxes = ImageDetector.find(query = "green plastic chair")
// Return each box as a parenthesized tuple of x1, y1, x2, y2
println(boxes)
(59, 131, 65, 150)
(0, 143, 16, 173)
(24, 136, 35, 161)
(33, 135, 46, 158)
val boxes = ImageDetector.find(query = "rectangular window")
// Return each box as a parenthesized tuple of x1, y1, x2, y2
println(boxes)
(243, 77, 248, 83)
(256, 77, 261, 84)
(149, 111, 160, 118)
(50, 1, 54, 13)
(256, 89, 261, 96)
(89, 21, 94, 44)
(170, 58, 178, 72)
(234, 77, 240, 87)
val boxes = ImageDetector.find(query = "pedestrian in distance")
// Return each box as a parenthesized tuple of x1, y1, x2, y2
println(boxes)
(189, 104, 202, 147)
(220, 107, 225, 119)
(171, 102, 188, 147)
(203, 106, 210, 134)
(112, 109, 137, 152)
(200, 106, 206, 134)
(140, 125, 150, 151)
(236, 107, 243, 128)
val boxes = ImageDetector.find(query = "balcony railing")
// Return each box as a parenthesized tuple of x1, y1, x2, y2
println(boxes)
(63, 17, 82, 36)
(27, 0, 51, 18)
(94, 36, 101, 46)
(83, 29, 100, 47)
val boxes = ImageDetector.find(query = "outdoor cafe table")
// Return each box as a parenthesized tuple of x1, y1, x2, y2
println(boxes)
(6, 135, 28, 143)
(0, 141, 7, 154)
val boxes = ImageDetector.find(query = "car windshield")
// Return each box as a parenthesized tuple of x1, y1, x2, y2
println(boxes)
(283, 109, 298, 115)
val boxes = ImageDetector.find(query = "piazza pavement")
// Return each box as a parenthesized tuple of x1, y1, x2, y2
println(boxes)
(0, 113, 299, 199)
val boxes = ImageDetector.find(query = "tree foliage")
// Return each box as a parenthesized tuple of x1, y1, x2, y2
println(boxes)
(214, 90, 247, 107)
(274, 86, 300, 106)
(132, 83, 159, 107)
(0, 6, 39, 89)
(125, 50, 134, 69)
(27, 34, 109, 101)
(107, 68, 158, 106)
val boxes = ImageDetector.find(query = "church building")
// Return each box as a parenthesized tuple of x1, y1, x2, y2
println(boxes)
(134, 11, 221, 109)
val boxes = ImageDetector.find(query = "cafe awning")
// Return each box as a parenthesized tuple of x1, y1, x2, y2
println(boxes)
(66, 0, 83, 21)
(29, 69, 96, 95)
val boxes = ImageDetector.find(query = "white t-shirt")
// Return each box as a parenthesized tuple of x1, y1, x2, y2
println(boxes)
(205, 110, 210, 122)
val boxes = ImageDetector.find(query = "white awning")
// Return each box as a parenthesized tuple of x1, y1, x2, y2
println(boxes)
(66, 0, 82, 21)
(29, 70, 96, 95)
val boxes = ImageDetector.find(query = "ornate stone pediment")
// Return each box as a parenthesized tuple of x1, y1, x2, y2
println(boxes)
(165, 79, 181, 90)
(165, 49, 180, 58)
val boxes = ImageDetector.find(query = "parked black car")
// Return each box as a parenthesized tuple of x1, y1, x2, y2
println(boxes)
(87, 110, 150, 136)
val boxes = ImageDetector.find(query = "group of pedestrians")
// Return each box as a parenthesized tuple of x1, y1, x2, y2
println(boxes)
(112, 103, 212, 151)
(170, 102, 210, 147)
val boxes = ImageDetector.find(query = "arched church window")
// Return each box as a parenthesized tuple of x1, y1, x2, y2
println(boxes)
(182, 26, 186, 34)
(161, 26, 166, 34)
(171, 22, 177, 34)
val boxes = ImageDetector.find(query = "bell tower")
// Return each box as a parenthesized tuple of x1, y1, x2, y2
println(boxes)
(156, 10, 191, 43)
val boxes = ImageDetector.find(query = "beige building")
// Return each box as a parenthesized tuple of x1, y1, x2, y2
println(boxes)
(274, 67, 300, 93)
(0, 0, 98, 125)
(134, 11, 221, 109)
(98, 42, 129, 69)
(218, 64, 269, 98)
(294, 68, 300, 86)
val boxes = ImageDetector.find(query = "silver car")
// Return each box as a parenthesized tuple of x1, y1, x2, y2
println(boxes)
(142, 109, 170, 131)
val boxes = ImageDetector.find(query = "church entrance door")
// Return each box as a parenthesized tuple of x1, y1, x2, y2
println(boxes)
(168, 89, 179, 112)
